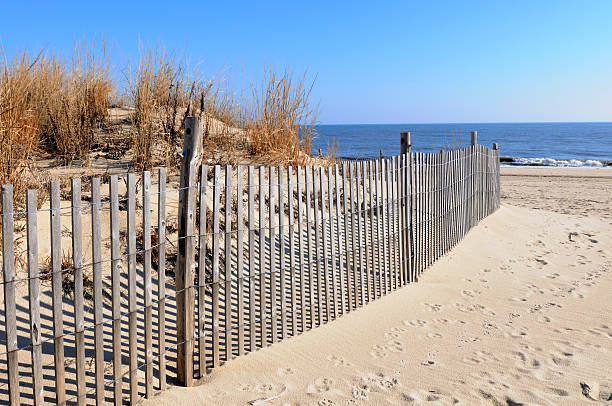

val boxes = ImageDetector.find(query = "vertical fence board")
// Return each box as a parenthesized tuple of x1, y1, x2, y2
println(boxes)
(50, 181, 66, 404)
(327, 166, 337, 317)
(212, 165, 221, 365)
(313, 167, 322, 324)
(91, 178, 104, 405)
(320, 167, 331, 320)
(143, 172, 154, 398)
(127, 173, 138, 403)
(334, 165, 345, 314)
(341, 163, 352, 310)
(296, 166, 307, 331)
(248, 166, 257, 351)
(258, 167, 268, 345)
(287, 167, 297, 334)
(304, 166, 315, 325)
(197, 165, 208, 375)
(278, 166, 287, 338)
(269, 167, 278, 341)
(225, 165, 234, 358)
(26, 190, 43, 405)
(72, 178, 86, 406)
(157, 168, 168, 388)
(237, 166, 245, 354)
(109, 176, 122, 404)
(1, 185, 19, 406)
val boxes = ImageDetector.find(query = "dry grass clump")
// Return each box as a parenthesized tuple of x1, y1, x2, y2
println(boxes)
(0, 49, 42, 198)
(38, 42, 112, 162)
(244, 69, 317, 166)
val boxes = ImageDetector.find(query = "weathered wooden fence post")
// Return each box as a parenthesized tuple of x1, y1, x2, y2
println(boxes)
(470, 130, 478, 146)
(400, 132, 411, 155)
(177, 117, 203, 386)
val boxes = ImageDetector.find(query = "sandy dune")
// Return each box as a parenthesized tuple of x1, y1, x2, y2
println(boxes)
(144, 168, 612, 405)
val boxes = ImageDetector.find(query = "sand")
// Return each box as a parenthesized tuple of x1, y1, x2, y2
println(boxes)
(143, 167, 612, 405)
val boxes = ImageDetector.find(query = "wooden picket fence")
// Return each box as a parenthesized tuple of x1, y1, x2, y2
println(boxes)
(0, 120, 500, 405)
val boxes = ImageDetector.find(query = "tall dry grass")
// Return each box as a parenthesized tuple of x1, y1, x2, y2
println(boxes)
(0, 49, 42, 198)
(39, 42, 113, 162)
(245, 69, 318, 165)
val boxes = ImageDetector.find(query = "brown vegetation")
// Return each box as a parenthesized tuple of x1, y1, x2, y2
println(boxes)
(1, 41, 327, 202)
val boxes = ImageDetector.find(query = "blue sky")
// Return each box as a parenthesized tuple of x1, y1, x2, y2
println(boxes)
(2, 1, 612, 124)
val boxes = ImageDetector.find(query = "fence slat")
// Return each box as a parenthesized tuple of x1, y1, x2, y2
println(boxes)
(26, 190, 43, 405)
(212, 165, 221, 365)
(225, 165, 234, 358)
(197, 165, 208, 375)
(109, 176, 122, 405)
(259, 166, 268, 344)
(312, 166, 322, 324)
(320, 167, 330, 320)
(278, 166, 287, 337)
(304, 166, 315, 326)
(1, 185, 19, 406)
(327, 166, 337, 318)
(269, 166, 278, 341)
(158, 168, 168, 389)
(296, 166, 307, 331)
(334, 165, 344, 314)
(127, 173, 139, 403)
(50, 181, 67, 404)
(287, 167, 297, 334)
(237, 165, 245, 354)
(91, 178, 104, 405)
(72, 178, 86, 406)
(364, 162, 372, 301)
(341, 163, 352, 310)
(248, 166, 256, 351)
(142, 171, 154, 398)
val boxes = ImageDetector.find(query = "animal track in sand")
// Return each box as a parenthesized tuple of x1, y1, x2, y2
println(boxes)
(362, 372, 400, 391)
(422, 302, 444, 312)
(307, 377, 334, 394)
(405, 319, 428, 327)
(277, 367, 296, 376)
(327, 355, 352, 367)
(461, 289, 481, 298)
(426, 332, 443, 339)
(463, 350, 500, 365)
(370, 340, 405, 358)
(454, 302, 496, 316)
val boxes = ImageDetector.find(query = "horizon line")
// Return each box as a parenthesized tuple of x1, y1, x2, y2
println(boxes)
(316, 120, 612, 126)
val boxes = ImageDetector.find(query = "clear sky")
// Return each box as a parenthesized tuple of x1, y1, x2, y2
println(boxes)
(2, 1, 612, 124)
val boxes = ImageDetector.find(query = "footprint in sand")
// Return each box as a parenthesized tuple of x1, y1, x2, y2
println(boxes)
(422, 302, 444, 312)
(461, 289, 481, 298)
(405, 319, 428, 327)
(327, 355, 352, 367)
(277, 367, 296, 376)
(427, 332, 443, 339)
(307, 377, 334, 394)
(362, 372, 400, 391)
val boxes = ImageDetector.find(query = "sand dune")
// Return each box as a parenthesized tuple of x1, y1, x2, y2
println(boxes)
(142, 194, 612, 405)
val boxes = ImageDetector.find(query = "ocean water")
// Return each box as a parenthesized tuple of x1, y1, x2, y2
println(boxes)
(311, 122, 612, 167)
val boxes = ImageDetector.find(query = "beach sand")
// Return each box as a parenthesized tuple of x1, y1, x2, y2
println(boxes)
(142, 167, 612, 405)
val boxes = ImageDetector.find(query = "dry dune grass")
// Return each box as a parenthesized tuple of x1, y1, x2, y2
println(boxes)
(1, 41, 327, 202)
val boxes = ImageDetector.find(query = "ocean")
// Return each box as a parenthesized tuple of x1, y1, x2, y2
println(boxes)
(311, 122, 612, 167)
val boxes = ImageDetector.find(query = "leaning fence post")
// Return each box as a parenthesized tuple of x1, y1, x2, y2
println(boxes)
(176, 117, 203, 386)
(400, 132, 411, 154)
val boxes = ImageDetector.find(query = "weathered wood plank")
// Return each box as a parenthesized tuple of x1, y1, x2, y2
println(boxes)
(197, 165, 208, 375)
(72, 178, 87, 405)
(50, 181, 66, 404)
(109, 176, 122, 404)
(236, 165, 245, 354)
(91, 178, 104, 405)
(158, 168, 168, 388)
(278, 166, 287, 337)
(269, 166, 278, 341)
(212, 165, 221, 365)
(259, 166, 268, 344)
(287, 166, 297, 334)
(225, 165, 234, 358)
(127, 173, 139, 402)
(248, 166, 256, 351)
(296, 166, 306, 331)
(1, 185, 20, 406)
(142, 171, 154, 398)
(27, 190, 43, 405)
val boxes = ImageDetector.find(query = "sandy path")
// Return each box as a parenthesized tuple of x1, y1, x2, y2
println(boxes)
(143, 203, 612, 405)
